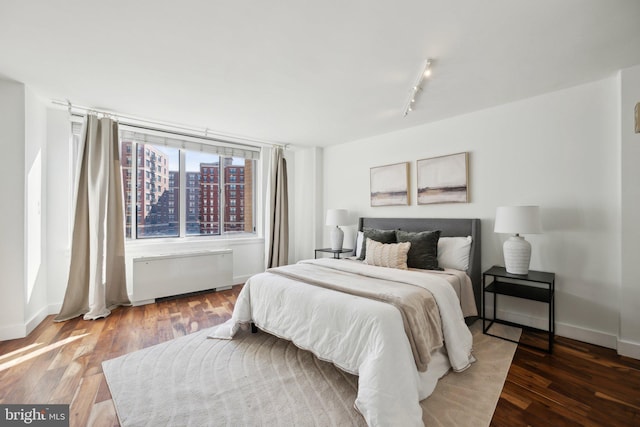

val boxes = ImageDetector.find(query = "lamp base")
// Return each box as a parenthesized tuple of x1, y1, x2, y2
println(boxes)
(330, 226, 344, 251)
(503, 235, 532, 275)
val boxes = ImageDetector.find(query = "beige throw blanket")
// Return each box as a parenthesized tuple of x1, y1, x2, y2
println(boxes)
(268, 263, 443, 372)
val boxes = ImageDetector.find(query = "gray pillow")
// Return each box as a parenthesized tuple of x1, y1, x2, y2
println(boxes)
(358, 228, 397, 260)
(395, 230, 442, 270)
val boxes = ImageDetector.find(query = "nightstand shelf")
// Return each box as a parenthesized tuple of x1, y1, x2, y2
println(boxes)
(482, 266, 555, 353)
(314, 248, 353, 259)
(484, 281, 551, 303)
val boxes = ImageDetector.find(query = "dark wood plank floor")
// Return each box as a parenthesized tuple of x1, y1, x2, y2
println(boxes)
(1, 286, 639, 426)
(492, 330, 640, 427)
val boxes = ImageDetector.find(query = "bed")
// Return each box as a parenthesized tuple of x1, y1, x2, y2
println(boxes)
(209, 217, 481, 426)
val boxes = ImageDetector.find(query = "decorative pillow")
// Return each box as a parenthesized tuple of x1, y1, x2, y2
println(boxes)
(395, 230, 441, 270)
(363, 239, 411, 270)
(438, 236, 472, 271)
(358, 228, 397, 260)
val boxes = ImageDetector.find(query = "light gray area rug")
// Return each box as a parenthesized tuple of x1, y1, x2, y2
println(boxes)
(422, 322, 521, 427)
(103, 321, 519, 426)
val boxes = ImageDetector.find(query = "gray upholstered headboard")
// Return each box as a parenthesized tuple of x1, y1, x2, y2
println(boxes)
(358, 217, 482, 316)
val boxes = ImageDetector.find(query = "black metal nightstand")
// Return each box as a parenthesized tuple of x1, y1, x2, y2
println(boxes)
(314, 248, 353, 259)
(482, 265, 555, 353)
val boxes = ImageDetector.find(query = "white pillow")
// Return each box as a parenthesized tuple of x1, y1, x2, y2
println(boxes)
(437, 236, 472, 271)
(363, 238, 411, 270)
(355, 231, 364, 258)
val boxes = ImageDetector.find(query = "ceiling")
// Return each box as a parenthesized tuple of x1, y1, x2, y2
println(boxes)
(1, 0, 640, 147)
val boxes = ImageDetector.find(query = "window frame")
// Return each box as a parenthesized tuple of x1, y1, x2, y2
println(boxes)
(71, 117, 260, 242)
(126, 142, 257, 240)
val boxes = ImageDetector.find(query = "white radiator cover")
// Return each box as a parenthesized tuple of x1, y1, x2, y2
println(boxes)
(132, 249, 233, 305)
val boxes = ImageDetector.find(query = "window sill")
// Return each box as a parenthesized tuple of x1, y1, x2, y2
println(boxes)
(125, 234, 264, 252)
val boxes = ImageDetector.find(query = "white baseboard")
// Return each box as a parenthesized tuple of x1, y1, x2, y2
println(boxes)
(25, 306, 50, 336)
(556, 322, 618, 350)
(0, 323, 28, 341)
(0, 306, 51, 341)
(617, 339, 640, 359)
(488, 307, 619, 350)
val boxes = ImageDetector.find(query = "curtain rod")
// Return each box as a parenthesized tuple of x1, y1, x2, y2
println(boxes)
(51, 99, 290, 150)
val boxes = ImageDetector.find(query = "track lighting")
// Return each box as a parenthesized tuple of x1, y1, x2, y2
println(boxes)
(403, 59, 432, 117)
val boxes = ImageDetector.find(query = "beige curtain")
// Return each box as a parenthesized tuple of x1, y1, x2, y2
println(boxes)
(266, 146, 289, 268)
(55, 115, 130, 322)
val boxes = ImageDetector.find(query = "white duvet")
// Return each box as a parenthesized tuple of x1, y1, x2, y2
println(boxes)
(209, 258, 474, 426)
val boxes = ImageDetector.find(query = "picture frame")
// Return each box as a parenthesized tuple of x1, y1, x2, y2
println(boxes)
(417, 152, 469, 204)
(370, 162, 409, 206)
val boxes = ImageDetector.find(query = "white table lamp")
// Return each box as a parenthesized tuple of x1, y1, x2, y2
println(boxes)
(326, 209, 348, 250)
(494, 206, 542, 275)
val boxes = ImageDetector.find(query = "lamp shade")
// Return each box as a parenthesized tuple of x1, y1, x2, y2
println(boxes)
(494, 206, 541, 234)
(326, 209, 348, 226)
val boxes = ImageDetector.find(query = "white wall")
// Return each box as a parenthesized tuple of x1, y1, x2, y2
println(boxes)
(0, 79, 27, 340)
(24, 87, 49, 331)
(291, 147, 324, 262)
(620, 64, 640, 358)
(0, 79, 51, 340)
(322, 77, 623, 349)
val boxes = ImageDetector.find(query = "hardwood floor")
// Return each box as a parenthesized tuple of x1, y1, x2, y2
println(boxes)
(1, 286, 639, 426)
(0, 287, 241, 427)
(492, 331, 640, 427)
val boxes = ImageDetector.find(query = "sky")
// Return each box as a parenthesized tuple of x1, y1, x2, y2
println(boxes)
(153, 146, 244, 172)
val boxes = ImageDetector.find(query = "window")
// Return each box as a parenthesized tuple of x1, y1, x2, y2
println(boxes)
(70, 120, 259, 241)
(116, 126, 258, 240)
(121, 141, 179, 238)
